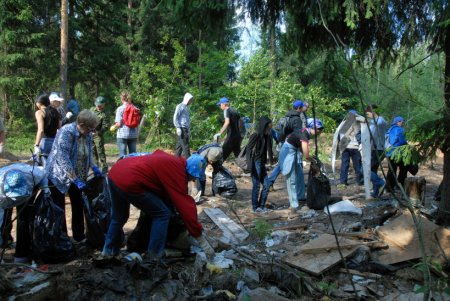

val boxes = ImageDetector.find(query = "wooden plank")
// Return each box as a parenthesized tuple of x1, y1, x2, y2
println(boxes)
(203, 208, 249, 244)
(338, 268, 382, 280)
(282, 234, 359, 276)
(298, 240, 385, 254)
(375, 211, 450, 264)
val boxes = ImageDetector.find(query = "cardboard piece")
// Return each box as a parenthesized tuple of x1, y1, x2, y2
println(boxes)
(282, 234, 359, 275)
(203, 208, 249, 244)
(375, 211, 450, 264)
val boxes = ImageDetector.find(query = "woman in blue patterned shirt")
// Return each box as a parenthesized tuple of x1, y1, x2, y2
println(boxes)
(46, 110, 102, 242)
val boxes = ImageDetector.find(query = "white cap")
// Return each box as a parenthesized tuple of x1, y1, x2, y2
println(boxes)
(49, 92, 64, 102)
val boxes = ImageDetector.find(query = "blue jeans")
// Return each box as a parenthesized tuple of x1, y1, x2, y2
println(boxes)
(371, 171, 385, 197)
(268, 164, 281, 186)
(103, 179, 172, 257)
(117, 138, 137, 158)
(39, 137, 55, 156)
(340, 148, 363, 184)
(251, 160, 270, 211)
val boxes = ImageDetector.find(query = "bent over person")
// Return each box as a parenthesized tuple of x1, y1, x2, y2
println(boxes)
(102, 151, 215, 263)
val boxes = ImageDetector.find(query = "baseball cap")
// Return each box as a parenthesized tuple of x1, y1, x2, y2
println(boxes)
(186, 154, 206, 178)
(49, 92, 64, 102)
(217, 97, 229, 105)
(206, 147, 223, 163)
(95, 96, 106, 106)
(293, 100, 304, 109)
(393, 116, 405, 124)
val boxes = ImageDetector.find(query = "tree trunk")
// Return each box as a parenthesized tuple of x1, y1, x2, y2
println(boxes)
(437, 24, 450, 225)
(60, 0, 69, 104)
(269, 22, 277, 115)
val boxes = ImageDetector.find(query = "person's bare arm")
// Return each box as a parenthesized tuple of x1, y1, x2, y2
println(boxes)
(301, 141, 310, 161)
(35, 110, 45, 146)
(219, 118, 230, 135)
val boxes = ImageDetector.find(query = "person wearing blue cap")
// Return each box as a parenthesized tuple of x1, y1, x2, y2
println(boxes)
(278, 118, 324, 212)
(103, 150, 215, 263)
(385, 116, 409, 192)
(268, 99, 306, 191)
(339, 110, 364, 186)
(214, 97, 242, 161)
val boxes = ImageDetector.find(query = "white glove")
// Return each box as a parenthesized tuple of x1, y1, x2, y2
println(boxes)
(355, 115, 366, 122)
(358, 144, 363, 152)
(176, 128, 182, 136)
(193, 191, 202, 203)
(65, 111, 73, 119)
(0, 144, 3, 155)
(197, 235, 215, 259)
(213, 133, 221, 142)
(34, 145, 41, 155)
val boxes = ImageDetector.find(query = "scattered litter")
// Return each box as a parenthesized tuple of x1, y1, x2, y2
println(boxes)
(124, 252, 142, 263)
(300, 209, 318, 219)
(325, 200, 362, 216)
(243, 268, 259, 283)
(212, 251, 234, 268)
(265, 230, 291, 247)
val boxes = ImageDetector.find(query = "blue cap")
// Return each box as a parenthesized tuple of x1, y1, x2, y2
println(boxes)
(293, 100, 304, 109)
(217, 97, 229, 106)
(307, 118, 324, 130)
(393, 116, 405, 124)
(186, 154, 206, 178)
(348, 109, 357, 115)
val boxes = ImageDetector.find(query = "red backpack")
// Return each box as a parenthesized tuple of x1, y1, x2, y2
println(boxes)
(122, 103, 141, 128)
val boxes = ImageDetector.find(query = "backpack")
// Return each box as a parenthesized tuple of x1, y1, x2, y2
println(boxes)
(275, 116, 291, 142)
(236, 144, 252, 173)
(384, 132, 392, 150)
(122, 103, 141, 128)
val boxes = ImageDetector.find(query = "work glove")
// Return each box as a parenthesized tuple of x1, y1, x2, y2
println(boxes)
(65, 111, 73, 119)
(358, 144, 363, 152)
(110, 125, 117, 132)
(197, 234, 215, 259)
(73, 178, 87, 190)
(355, 115, 366, 122)
(33, 145, 41, 155)
(92, 165, 102, 177)
(213, 133, 221, 143)
(0, 144, 3, 155)
(176, 128, 182, 136)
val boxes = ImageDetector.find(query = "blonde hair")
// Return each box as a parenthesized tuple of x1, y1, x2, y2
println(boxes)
(120, 90, 132, 103)
(77, 109, 99, 129)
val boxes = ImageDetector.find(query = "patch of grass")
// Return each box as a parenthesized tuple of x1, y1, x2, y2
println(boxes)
(250, 218, 273, 240)
(6, 131, 35, 156)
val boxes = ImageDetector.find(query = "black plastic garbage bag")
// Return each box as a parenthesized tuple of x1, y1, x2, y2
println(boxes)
(306, 159, 331, 210)
(127, 211, 187, 253)
(82, 176, 112, 248)
(212, 166, 237, 197)
(33, 192, 75, 263)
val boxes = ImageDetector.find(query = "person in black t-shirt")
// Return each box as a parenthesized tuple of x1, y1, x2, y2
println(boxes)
(214, 97, 242, 161)
(278, 118, 324, 211)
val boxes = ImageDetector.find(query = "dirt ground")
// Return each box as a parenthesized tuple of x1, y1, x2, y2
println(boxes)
(0, 147, 446, 300)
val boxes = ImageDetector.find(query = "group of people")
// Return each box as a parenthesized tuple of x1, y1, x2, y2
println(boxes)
(338, 104, 415, 198)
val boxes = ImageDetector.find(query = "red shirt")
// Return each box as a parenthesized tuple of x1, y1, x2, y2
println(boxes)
(108, 150, 203, 237)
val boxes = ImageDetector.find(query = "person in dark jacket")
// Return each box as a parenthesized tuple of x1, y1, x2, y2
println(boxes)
(214, 97, 242, 161)
(247, 116, 273, 213)
(385, 116, 409, 191)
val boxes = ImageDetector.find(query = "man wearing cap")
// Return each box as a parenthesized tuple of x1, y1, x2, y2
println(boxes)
(90, 96, 109, 173)
(365, 104, 388, 197)
(173, 92, 194, 158)
(49, 92, 66, 122)
(278, 118, 324, 211)
(214, 97, 242, 161)
(385, 116, 409, 192)
(102, 151, 215, 262)
(196, 143, 223, 196)
(268, 100, 305, 190)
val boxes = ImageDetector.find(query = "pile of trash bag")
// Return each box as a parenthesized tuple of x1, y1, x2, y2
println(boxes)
(212, 166, 237, 197)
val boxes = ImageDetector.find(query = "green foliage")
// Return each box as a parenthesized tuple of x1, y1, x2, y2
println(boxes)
(317, 280, 337, 296)
(389, 145, 424, 165)
(413, 257, 450, 296)
(250, 218, 273, 240)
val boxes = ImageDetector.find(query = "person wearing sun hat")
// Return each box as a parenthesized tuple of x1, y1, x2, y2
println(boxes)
(102, 150, 214, 262)
(49, 92, 66, 121)
(214, 97, 242, 161)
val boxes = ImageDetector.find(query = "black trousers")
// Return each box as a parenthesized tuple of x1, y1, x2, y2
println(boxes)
(386, 158, 409, 191)
(50, 182, 85, 242)
(175, 128, 190, 158)
(222, 136, 242, 161)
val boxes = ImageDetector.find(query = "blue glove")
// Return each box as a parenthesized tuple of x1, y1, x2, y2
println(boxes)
(73, 178, 87, 190)
(92, 165, 102, 177)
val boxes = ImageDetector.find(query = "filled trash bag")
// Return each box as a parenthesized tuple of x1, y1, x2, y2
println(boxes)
(306, 159, 331, 210)
(127, 211, 187, 253)
(33, 191, 75, 263)
(82, 176, 112, 248)
(212, 166, 237, 197)
(0, 163, 45, 209)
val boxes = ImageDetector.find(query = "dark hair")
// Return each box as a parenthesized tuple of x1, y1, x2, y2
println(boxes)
(365, 104, 378, 113)
(36, 94, 50, 107)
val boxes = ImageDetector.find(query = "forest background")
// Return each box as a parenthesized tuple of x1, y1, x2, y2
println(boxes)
(0, 0, 449, 221)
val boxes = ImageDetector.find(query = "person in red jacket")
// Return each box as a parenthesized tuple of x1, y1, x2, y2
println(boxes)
(102, 150, 214, 261)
